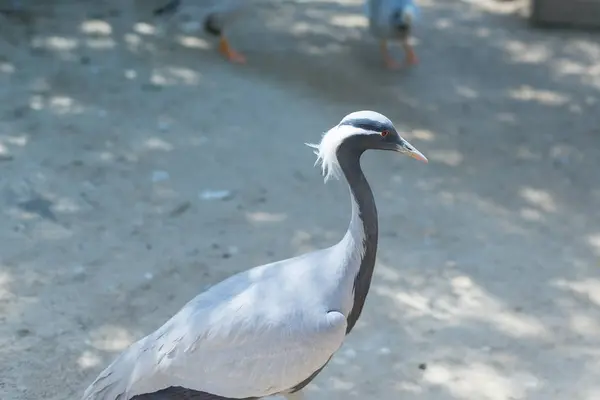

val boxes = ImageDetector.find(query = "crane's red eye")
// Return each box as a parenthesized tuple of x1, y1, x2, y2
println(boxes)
(381, 130, 390, 137)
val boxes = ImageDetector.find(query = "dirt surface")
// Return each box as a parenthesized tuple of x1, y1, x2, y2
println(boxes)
(1, 0, 599, 399)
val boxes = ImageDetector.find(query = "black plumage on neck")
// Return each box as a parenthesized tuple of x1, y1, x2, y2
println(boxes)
(335, 138, 379, 335)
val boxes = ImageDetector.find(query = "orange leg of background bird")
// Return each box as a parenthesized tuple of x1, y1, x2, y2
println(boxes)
(380, 40, 402, 70)
(403, 41, 419, 66)
(218, 36, 246, 64)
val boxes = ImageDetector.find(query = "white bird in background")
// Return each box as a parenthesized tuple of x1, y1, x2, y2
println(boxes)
(365, 0, 420, 69)
(81, 111, 428, 400)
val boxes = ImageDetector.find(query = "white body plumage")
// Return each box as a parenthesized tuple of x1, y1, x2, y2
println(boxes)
(82, 121, 370, 400)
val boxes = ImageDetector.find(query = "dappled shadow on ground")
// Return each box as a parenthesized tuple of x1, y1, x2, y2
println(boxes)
(0, 0, 599, 399)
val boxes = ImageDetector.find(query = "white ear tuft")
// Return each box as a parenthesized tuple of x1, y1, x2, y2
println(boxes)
(304, 142, 320, 157)
(305, 129, 344, 183)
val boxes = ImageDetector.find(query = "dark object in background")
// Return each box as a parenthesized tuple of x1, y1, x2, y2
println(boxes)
(152, 0, 247, 63)
(204, 12, 222, 36)
(530, 0, 600, 29)
(18, 196, 57, 222)
(152, 0, 220, 36)
(153, 0, 181, 16)
(0, 0, 23, 15)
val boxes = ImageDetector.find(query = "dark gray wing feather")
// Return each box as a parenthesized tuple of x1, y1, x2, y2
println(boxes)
(131, 386, 256, 400)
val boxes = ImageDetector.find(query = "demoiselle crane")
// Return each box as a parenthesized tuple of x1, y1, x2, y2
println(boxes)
(82, 111, 428, 400)
(365, 0, 419, 69)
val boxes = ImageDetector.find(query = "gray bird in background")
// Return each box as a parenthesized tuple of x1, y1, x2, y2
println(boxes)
(365, 0, 419, 69)
(154, 0, 250, 63)
(81, 111, 428, 400)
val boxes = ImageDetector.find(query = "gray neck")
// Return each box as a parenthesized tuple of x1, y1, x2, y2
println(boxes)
(336, 144, 379, 334)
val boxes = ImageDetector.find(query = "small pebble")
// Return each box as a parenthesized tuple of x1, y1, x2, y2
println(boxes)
(418, 363, 427, 370)
(16, 328, 31, 338)
(72, 266, 86, 281)
(227, 246, 239, 256)
(199, 190, 234, 201)
(0, 153, 14, 162)
(141, 83, 162, 92)
(73, 265, 85, 274)
(18, 196, 57, 222)
(343, 348, 357, 359)
(152, 170, 170, 183)
(158, 120, 171, 132)
(180, 20, 201, 33)
(11, 105, 28, 119)
(169, 201, 191, 217)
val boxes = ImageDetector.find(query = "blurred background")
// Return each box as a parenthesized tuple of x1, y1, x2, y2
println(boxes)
(0, 0, 599, 399)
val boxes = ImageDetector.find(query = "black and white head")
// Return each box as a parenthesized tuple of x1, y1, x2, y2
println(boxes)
(307, 110, 427, 181)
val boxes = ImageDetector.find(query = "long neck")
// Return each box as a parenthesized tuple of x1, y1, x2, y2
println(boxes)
(336, 146, 379, 334)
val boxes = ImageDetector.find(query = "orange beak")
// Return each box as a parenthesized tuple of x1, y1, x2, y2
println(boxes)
(397, 138, 428, 163)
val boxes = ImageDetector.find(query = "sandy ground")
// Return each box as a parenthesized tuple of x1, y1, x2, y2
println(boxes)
(1, 0, 599, 399)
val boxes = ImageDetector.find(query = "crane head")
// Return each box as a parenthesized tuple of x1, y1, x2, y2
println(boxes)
(306, 111, 427, 182)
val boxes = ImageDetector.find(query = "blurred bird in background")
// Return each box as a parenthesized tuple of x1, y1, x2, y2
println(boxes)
(154, 0, 250, 63)
(153, 0, 420, 68)
(365, 0, 419, 69)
